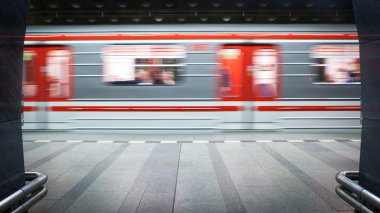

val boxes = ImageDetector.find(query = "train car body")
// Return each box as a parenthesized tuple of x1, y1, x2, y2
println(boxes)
(22, 24, 361, 131)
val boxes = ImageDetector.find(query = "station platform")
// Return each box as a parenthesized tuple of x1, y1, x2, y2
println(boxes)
(23, 131, 360, 213)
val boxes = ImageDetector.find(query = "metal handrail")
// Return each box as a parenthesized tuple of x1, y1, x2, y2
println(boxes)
(0, 172, 48, 213)
(336, 171, 380, 212)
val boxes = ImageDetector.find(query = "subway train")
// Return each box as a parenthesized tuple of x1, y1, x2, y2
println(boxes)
(22, 24, 361, 131)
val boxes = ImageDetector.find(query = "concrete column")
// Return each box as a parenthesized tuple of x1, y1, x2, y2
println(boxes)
(352, 0, 380, 196)
(0, 0, 28, 200)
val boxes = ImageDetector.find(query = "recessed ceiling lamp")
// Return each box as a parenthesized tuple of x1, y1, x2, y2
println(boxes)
(110, 17, 119, 22)
(154, 17, 164, 22)
(177, 17, 186, 22)
(211, 1, 221, 7)
(141, 1, 151, 8)
(245, 17, 253, 22)
(117, 0, 127, 8)
(132, 17, 141, 22)
(66, 18, 74, 23)
(334, 17, 342, 22)
(329, 1, 337, 8)
(165, 1, 174, 7)
(305, 0, 315, 8)
(71, 1, 81, 9)
(235, 1, 245, 7)
(290, 17, 298, 22)
(267, 16, 276, 22)
(312, 17, 320, 22)
(94, 1, 104, 8)
(88, 17, 96, 23)
(282, 0, 293, 7)
(44, 17, 53, 23)
(48, 0, 58, 9)
(200, 17, 208, 22)
(222, 17, 231, 22)
(188, 1, 198, 7)
(259, 1, 268, 7)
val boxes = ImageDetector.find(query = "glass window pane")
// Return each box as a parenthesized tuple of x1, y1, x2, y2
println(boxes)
(46, 50, 71, 98)
(253, 49, 278, 98)
(310, 45, 360, 84)
(102, 45, 185, 86)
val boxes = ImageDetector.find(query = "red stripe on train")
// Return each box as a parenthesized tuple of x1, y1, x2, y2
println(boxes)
(256, 106, 361, 111)
(23, 106, 39, 112)
(49, 106, 243, 112)
(25, 33, 358, 41)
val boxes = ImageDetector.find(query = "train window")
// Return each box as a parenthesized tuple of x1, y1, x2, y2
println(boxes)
(310, 45, 360, 84)
(253, 49, 279, 98)
(22, 51, 38, 98)
(46, 50, 71, 98)
(218, 49, 243, 97)
(102, 45, 185, 86)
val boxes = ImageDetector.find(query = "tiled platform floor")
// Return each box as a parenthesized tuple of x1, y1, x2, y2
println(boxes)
(24, 132, 360, 213)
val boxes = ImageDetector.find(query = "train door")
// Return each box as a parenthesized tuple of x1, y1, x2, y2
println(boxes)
(23, 46, 72, 129)
(218, 45, 280, 129)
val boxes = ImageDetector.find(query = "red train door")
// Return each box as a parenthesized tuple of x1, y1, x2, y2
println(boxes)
(218, 45, 280, 129)
(23, 46, 73, 129)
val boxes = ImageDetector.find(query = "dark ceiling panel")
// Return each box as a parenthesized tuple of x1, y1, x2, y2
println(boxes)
(28, 0, 355, 25)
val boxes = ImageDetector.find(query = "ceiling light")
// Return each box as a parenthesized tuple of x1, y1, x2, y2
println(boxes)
(235, 1, 245, 7)
(66, 18, 74, 23)
(88, 18, 96, 23)
(334, 17, 343, 22)
(245, 17, 253, 22)
(48, 1, 58, 9)
(282, 1, 293, 7)
(329, 1, 337, 8)
(259, 1, 269, 7)
(117, 0, 127, 8)
(44, 17, 53, 23)
(305, 1, 315, 8)
(110, 17, 119, 22)
(154, 17, 164, 22)
(177, 17, 186, 22)
(132, 17, 141, 22)
(94, 1, 104, 8)
(211, 1, 221, 7)
(188, 1, 198, 7)
(222, 17, 231, 22)
(267, 16, 276, 22)
(141, 1, 151, 8)
(200, 17, 208, 22)
(164, 1, 174, 7)
(71, 2, 81, 9)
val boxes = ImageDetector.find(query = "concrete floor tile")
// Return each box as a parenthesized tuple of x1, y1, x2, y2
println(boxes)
(137, 193, 174, 213)
(29, 199, 58, 213)
(174, 201, 227, 213)
(65, 191, 128, 213)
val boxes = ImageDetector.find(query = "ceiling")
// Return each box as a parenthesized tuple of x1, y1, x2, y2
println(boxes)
(28, 0, 355, 25)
